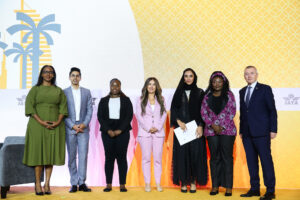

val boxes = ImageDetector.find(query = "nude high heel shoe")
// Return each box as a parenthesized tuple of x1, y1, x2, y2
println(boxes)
(145, 183, 151, 192)
(156, 183, 163, 192)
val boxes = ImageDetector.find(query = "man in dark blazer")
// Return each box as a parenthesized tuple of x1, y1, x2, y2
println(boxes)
(239, 66, 277, 200)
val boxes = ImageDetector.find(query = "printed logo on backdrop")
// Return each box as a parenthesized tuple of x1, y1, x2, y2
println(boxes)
(15, 92, 100, 106)
(0, 0, 60, 89)
(17, 95, 27, 105)
(283, 94, 300, 105)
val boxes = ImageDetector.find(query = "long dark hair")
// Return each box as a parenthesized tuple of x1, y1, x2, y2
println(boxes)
(140, 77, 166, 116)
(108, 78, 126, 97)
(205, 71, 230, 98)
(36, 65, 56, 86)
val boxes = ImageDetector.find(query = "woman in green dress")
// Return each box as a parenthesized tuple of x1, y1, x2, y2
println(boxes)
(23, 65, 68, 195)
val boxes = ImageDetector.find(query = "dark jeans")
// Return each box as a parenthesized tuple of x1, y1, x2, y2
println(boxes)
(207, 135, 236, 188)
(102, 131, 130, 185)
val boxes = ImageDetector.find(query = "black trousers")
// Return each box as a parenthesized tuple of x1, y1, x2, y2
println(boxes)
(101, 131, 130, 185)
(207, 135, 236, 188)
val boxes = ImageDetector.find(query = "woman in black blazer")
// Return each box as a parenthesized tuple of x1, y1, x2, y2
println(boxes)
(97, 78, 133, 192)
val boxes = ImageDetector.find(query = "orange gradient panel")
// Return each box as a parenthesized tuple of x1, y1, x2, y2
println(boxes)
(127, 111, 300, 189)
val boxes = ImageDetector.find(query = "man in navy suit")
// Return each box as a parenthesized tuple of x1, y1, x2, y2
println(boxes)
(239, 66, 277, 200)
(64, 67, 93, 193)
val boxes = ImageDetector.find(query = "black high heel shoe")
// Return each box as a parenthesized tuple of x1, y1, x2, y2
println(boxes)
(181, 185, 187, 193)
(190, 183, 196, 193)
(225, 188, 232, 196)
(44, 185, 52, 195)
(35, 184, 44, 196)
(120, 185, 127, 192)
(103, 184, 112, 192)
(103, 187, 112, 192)
(225, 192, 232, 196)
(210, 190, 219, 195)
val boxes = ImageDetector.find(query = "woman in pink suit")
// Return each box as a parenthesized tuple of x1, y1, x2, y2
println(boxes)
(136, 77, 167, 192)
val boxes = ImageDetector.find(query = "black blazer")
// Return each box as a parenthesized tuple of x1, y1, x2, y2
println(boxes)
(239, 82, 277, 137)
(97, 95, 133, 133)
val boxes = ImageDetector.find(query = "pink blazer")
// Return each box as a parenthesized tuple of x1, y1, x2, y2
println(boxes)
(136, 97, 167, 137)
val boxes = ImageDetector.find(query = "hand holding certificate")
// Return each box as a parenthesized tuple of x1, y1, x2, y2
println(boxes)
(174, 120, 199, 146)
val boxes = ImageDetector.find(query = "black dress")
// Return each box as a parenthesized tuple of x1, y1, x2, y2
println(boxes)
(171, 87, 208, 186)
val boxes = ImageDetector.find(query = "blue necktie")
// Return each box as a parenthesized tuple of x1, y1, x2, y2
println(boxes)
(245, 86, 252, 107)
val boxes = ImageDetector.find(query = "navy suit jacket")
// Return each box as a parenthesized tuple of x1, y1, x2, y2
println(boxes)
(239, 82, 277, 137)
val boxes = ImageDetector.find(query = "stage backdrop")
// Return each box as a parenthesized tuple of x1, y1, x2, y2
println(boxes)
(0, 0, 299, 189)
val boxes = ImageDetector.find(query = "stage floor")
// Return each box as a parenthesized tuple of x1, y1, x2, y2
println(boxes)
(4, 187, 300, 200)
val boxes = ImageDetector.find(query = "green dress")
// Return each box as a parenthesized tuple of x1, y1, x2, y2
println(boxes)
(23, 85, 68, 166)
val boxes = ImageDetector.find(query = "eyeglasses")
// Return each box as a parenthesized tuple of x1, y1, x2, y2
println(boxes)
(42, 71, 54, 75)
(70, 74, 80, 78)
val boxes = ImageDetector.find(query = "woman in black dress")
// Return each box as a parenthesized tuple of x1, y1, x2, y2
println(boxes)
(171, 68, 208, 193)
(97, 78, 133, 192)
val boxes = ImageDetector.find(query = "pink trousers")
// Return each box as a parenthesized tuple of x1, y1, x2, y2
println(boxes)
(138, 135, 164, 184)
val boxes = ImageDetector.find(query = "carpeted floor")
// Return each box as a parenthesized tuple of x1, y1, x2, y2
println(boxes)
(4, 187, 300, 200)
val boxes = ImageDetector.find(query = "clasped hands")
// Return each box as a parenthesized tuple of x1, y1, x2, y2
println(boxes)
(107, 129, 122, 138)
(72, 123, 86, 134)
(149, 127, 158, 134)
(40, 120, 62, 130)
(211, 124, 224, 135)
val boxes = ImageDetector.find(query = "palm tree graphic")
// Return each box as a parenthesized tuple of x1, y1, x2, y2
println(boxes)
(0, 33, 8, 50)
(7, 12, 61, 86)
(5, 43, 41, 89)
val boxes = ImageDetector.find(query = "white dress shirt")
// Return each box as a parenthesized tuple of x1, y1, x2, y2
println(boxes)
(109, 97, 121, 119)
(71, 86, 81, 121)
(244, 81, 257, 102)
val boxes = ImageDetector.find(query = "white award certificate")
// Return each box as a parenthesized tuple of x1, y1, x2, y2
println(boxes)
(174, 120, 198, 146)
